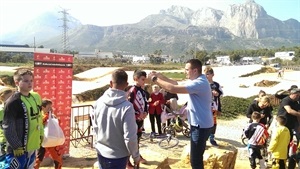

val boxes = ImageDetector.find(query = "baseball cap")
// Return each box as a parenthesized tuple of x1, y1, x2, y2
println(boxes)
(290, 88, 300, 94)
(289, 85, 298, 91)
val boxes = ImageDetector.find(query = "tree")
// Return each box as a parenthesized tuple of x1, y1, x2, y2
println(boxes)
(272, 57, 282, 64)
(195, 50, 208, 63)
(154, 49, 162, 56)
(229, 53, 241, 63)
(50, 49, 57, 53)
(0, 52, 10, 62)
(11, 54, 27, 63)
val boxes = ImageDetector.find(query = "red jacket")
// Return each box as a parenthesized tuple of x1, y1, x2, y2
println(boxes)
(148, 92, 164, 115)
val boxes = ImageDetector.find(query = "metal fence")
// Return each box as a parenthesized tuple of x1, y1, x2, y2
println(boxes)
(70, 105, 94, 148)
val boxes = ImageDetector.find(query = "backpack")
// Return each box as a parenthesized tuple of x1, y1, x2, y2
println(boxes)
(246, 123, 269, 146)
(254, 124, 269, 146)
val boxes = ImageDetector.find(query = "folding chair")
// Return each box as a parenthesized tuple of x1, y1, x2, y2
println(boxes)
(70, 105, 94, 148)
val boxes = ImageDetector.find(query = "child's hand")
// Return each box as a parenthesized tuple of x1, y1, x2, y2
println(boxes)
(265, 124, 269, 129)
(139, 112, 147, 120)
(212, 90, 219, 96)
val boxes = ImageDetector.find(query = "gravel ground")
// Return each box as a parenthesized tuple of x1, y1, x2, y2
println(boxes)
(216, 116, 250, 160)
(141, 115, 250, 159)
(39, 115, 251, 169)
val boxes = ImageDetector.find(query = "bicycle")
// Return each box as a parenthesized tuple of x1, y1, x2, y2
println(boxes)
(139, 131, 151, 141)
(158, 126, 179, 149)
(158, 106, 189, 149)
(161, 105, 190, 138)
(241, 128, 248, 146)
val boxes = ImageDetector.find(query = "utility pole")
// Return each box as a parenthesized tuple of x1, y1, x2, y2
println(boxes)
(33, 37, 36, 51)
(59, 8, 69, 53)
(194, 42, 197, 59)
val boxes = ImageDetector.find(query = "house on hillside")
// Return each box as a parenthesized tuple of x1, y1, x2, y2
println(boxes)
(274, 51, 295, 60)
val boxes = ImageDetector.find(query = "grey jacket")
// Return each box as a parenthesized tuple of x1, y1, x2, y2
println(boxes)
(91, 88, 139, 160)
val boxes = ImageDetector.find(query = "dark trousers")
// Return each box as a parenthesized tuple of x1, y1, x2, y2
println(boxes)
(34, 146, 63, 169)
(248, 147, 263, 169)
(128, 119, 144, 165)
(149, 111, 162, 134)
(211, 124, 217, 135)
(272, 159, 286, 169)
(288, 153, 299, 169)
(98, 154, 128, 169)
(190, 126, 212, 169)
(136, 120, 144, 140)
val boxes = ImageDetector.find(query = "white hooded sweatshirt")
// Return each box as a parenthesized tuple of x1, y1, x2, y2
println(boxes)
(91, 88, 140, 161)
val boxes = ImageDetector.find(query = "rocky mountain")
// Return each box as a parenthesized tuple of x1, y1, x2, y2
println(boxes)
(1, 0, 299, 56)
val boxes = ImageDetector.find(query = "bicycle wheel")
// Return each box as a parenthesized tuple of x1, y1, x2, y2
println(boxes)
(162, 126, 176, 137)
(182, 128, 190, 138)
(158, 136, 179, 149)
(140, 132, 151, 141)
(241, 136, 248, 146)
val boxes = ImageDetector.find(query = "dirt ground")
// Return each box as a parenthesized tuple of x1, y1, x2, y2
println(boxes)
(39, 140, 251, 169)
(40, 117, 253, 169)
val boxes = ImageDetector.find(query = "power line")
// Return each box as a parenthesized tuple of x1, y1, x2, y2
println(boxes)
(59, 8, 70, 53)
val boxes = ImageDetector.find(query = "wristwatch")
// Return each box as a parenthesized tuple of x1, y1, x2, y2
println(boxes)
(151, 76, 158, 82)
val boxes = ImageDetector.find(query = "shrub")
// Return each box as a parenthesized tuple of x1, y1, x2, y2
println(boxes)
(219, 94, 279, 120)
(220, 96, 251, 120)
(74, 85, 109, 102)
(0, 75, 15, 87)
(239, 66, 276, 77)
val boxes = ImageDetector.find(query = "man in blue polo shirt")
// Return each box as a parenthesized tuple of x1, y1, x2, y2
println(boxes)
(148, 59, 213, 169)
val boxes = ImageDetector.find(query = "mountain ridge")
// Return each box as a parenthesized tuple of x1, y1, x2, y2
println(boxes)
(1, 1, 299, 56)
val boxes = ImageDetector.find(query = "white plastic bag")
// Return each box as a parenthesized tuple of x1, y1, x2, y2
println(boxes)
(42, 112, 65, 147)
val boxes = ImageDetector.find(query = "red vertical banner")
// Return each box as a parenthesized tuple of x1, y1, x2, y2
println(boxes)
(33, 52, 73, 155)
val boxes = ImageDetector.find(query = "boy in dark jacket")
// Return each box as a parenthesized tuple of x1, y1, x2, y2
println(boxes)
(244, 111, 269, 169)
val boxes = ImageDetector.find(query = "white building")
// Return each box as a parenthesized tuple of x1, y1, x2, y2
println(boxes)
(0, 46, 50, 53)
(132, 55, 150, 63)
(216, 56, 231, 65)
(274, 51, 295, 60)
(241, 57, 254, 65)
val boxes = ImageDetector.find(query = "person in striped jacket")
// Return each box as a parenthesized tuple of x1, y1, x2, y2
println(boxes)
(244, 111, 269, 169)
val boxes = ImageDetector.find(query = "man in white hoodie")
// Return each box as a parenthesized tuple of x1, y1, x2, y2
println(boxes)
(91, 69, 140, 169)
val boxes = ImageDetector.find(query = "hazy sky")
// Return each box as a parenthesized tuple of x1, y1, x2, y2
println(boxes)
(0, 0, 299, 36)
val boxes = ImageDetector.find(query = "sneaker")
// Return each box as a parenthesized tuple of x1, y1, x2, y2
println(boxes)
(126, 161, 134, 169)
(140, 156, 147, 164)
(210, 139, 219, 146)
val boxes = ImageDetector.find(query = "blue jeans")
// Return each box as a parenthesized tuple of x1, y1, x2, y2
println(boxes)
(97, 154, 129, 169)
(190, 125, 212, 169)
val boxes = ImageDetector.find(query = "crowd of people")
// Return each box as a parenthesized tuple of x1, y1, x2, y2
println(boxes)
(0, 60, 300, 169)
(243, 86, 300, 169)
(92, 61, 300, 169)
